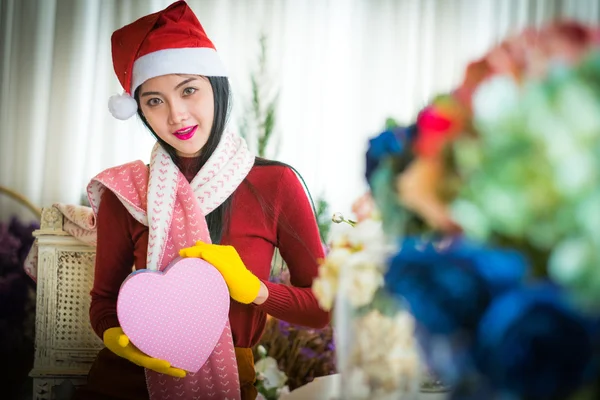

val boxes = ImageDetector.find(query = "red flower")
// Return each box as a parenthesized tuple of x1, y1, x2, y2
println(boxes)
(414, 97, 466, 158)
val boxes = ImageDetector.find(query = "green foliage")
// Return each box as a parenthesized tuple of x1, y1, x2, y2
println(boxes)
(315, 195, 332, 243)
(255, 384, 279, 400)
(369, 159, 409, 238)
(240, 33, 280, 158)
(384, 117, 400, 129)
(450, 52, 600, 305)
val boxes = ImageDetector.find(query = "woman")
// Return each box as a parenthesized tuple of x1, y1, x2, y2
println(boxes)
(74, 1, 330, 399)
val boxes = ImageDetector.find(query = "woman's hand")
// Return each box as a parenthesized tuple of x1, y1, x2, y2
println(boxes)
(179, 242, 262, 304)
(103, 327, 186, 378)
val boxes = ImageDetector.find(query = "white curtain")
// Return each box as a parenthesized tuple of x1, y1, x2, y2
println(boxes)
(1, 0, 599, 223)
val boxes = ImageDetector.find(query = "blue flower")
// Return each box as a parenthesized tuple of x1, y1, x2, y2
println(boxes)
(475, 284, 596, 399)
(385, 237, 528, 336)
(365, 125, 416, 183)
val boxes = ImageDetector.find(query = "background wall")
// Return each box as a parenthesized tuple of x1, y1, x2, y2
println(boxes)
(1, 0, 599, 224)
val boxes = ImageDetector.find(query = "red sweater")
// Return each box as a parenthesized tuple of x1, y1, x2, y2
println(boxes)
(90, 162, 330, 348)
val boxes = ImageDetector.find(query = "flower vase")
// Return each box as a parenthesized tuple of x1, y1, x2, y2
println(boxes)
(334, 285, 421, 400)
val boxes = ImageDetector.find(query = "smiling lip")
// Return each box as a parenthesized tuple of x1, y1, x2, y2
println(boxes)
(173, 125, 197, 141)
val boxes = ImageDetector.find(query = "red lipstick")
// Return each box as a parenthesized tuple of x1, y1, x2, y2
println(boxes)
(173, 125, 197, 141)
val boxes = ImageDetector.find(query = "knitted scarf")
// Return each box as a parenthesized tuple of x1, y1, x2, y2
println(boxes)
(87, 130, 255, 400)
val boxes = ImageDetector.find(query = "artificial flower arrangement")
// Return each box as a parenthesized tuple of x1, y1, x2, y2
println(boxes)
(366, 21, 600, 399)
(252, 263, 337, 397)
(252, 308, 337, 394)
(312, 195, 423, 399)
(254, 345, 290, 400)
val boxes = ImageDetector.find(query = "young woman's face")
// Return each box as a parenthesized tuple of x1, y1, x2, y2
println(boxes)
(139, 74, 214, 157)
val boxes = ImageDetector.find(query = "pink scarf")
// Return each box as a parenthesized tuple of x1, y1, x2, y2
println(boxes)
(87, 131, 255, 400)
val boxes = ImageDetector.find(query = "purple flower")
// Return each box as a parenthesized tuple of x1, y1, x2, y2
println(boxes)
(8, 217, 38, 265)
(326, 341, 335, 352)
(0, 224, 21, 269)
(300, 347, 318, 359)
(0, 218, 38, 272)
(278, 319, 291, 337)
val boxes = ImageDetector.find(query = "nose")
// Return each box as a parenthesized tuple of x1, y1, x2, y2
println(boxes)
(168, 99, 189, 125)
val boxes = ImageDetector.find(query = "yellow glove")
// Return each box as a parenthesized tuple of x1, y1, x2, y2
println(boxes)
(103, 327, 186, 378)
(179, 242, 261, 304)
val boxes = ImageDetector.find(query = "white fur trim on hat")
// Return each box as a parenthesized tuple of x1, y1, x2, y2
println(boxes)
(131, 47, 227, 94)
(108, 92, 138, 120)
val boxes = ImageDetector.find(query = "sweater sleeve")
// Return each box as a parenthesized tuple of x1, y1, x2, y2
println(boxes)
(89, 189, 135, 338)
(256, 167, 331, 329)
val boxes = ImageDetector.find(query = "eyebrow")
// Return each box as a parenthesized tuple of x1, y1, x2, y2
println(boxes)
(140, 77, 198, 97)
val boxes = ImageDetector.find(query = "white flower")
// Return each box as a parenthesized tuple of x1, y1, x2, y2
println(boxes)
(332, 212, 345, 223)
(345, 367, 372, 399)
(312, 247, 353, 310)
(316, 217, 394, 309)
(329, 222, 354, 248)
(277, 385, 290, 397)
(349, 309, 421, 395)
(255, 356, 287, 390)
(346, 218, 384, 244)
(316, 207, 395, 311)
(257, 345, 267, 358)
(343, 256, 384, 308)
(326, 247, 352, 268)
(256, 393, 268, 400)
(312, 275, 337, 311)
(329, 219, 393, 259)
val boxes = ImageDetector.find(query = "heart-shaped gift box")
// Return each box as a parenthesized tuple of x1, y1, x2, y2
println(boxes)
(117, 257, 230, 372)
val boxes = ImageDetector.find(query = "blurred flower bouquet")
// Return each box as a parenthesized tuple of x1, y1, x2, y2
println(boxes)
(0, 216, 38, 397)
(367, 21, 600, 399)
(312, 196, 422, 399)
(253, 314, 336, 393)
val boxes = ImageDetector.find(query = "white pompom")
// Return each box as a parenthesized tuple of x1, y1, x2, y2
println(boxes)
(108, 93, 138, 120)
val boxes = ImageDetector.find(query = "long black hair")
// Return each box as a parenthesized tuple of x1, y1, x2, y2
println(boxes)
(135, 76, 234, 243)
(134, 76, 316, 245)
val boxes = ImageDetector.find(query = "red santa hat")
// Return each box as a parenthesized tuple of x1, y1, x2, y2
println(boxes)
(108, 0, 227, 120)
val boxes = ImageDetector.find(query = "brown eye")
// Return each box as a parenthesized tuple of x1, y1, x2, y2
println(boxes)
(183, 87, 197, 96)
(146, 98, 162, 107)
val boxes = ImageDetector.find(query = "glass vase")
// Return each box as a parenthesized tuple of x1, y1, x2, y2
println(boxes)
(334, 284, 422, 400)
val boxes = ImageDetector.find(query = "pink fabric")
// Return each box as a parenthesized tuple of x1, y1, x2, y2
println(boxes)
(24, 203, 97, 281)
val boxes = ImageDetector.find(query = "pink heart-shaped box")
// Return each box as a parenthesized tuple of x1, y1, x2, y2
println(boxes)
(117, 257, 230, 372)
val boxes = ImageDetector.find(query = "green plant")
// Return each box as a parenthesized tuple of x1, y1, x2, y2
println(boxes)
(315, 195, 332, 243)
(240, 33, 279, 158)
